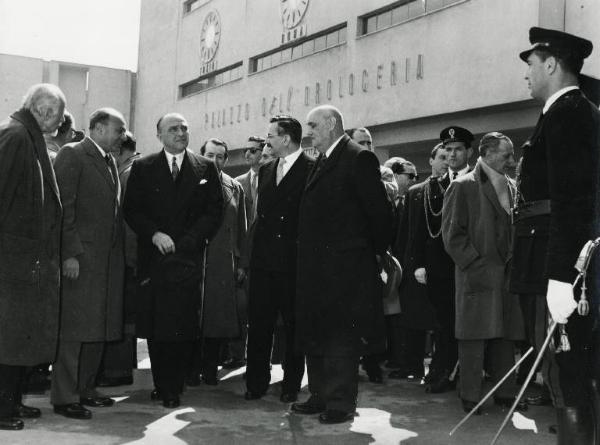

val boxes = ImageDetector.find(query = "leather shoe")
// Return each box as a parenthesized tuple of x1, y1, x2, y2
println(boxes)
(150, 389, 161, 401)
(525, 394, 552, 406)
(280, 392, 298, 403)
(494, 396, 528, 412)
(0, 417, 24, 430)
(80, 396, 114, 408)
(318, 409, 355, 424)
(162, 398, 180, 409)
(96, 375, 133, 387)
(13, 403, 41, 418)
(53, 403, 92, 419)
(291, 401, 325, 415)
(244, 391, 263, 400)
(461, 399, 481, 415)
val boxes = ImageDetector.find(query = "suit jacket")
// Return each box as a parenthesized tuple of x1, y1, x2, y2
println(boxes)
(203, 172, 247, 338)
(54, 137, 125, 342)
(124, 149, 223, 341)
(442, 161, 523, 340)
(510, 89, 600, 294)
(296, 135, 393, 356)
(235, 169, 256, 226)
(0, 108, 62, 365)
(250, 152, 313, 273)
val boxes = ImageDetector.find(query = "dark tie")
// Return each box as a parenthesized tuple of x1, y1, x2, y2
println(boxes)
(105, 154, 115, 183)
(452, 171, 458, 181)
(171, 156, 179, 181)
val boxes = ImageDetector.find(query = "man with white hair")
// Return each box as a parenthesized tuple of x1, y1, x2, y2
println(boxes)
(293, 105, 393, 424)
(0, 84, 65, 430)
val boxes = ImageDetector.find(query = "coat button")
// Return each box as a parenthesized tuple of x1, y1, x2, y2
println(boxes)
(276, 234, 282, 238)
(530, 229, 535, 234)
(280, 216, 284, 221)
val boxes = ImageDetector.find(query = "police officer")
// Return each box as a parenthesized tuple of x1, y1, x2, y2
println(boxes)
(510, 27, 600, 444)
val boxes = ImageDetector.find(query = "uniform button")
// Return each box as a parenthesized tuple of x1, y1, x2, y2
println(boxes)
(280, 216, 284, 221)
(530, 229, 535, 234)
(276, 235, 282, 238)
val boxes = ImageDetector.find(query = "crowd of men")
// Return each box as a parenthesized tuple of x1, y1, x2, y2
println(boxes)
(0, 26, 598, 444)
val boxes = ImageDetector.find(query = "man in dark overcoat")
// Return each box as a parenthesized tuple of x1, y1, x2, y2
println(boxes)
(510, 27, 600, 443)
(293, 105, 393, 424)
(51, 108, 127, 420)
(442, 132, 525, 414)
(0, 84, 65, 430)
(124, 113, 223, 408)
(244, 115, 313, 403)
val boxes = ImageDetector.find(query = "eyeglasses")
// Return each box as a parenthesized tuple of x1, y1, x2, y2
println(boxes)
(244, 147, 263, 154)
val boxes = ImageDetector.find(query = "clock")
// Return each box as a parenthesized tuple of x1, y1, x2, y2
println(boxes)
(280, 0, 309, 30)
(200, 10, 221, 64)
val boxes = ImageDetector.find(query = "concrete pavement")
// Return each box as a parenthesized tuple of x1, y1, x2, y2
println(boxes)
(1, 359, 556, 445)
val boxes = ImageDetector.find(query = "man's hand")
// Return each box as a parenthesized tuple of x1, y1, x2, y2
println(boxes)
(546, 279, 578, 324)
(414, 268, 427, 285)
(236, 267, 246, 285)
(152, 231, 176, 255)
(63, 257, 79, 280)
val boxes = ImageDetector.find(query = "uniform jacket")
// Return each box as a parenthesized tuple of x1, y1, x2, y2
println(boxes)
(54, 137, 125, 342)
(250, 152, 313, 273)
(0, 109, 62, 365)
(510, 89, 600, 294)
(296, 135, 393, 356)
(124, 149, 223, 341)
(202, 172, 247, 338)
(442, 161, 524, 340)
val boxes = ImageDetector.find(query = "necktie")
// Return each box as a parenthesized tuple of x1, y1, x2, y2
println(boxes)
(171, 156, 179, 181)
(452, 171, 458, 181)
(105, 154, 115, 183)
(498, 180, 511, 214)
(276, 158, 286, 185)
(251, 172, 258, 201)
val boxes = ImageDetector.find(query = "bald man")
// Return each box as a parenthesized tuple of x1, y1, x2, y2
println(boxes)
(124, 113, 223, 408)
(0, 84, 65, 430)
(51, 108, 128, 420)
(293, 105, 393, 424)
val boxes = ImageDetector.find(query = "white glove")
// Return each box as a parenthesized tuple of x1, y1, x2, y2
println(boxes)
(546, 279, 578, 324)
(414, 268, 427, 285)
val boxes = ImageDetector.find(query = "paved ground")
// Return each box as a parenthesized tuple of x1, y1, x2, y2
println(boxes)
(1, 355, 556, 445)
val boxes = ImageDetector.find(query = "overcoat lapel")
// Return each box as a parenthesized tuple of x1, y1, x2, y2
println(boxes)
(261, 154, 309, 213)
(82, 137, 117, 193)
(477, 165, 506, 218)
(306, 135, 348, 190)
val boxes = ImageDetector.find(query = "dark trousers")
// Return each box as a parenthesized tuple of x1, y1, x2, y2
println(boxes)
(458, 338, 515, 402)
(227, 287, 248, 362)
(0, 364, 26, 417)
(147, 340, 192, 400)
(99, 334, 136, 379)
(246, 268, 305, 395)
(306, 355, 360, 413)
(50, 341, 105, 405)
(428, 279, 457, 374)
(520, 293, 595, 407)
(399, 327, 426, 375)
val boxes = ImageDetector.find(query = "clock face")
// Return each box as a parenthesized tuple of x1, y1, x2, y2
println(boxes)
(200, 11, 221, 64)
(280, 0, 309, 29)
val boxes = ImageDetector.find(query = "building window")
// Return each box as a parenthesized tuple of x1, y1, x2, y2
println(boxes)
(179, 62, 243, 98)
(249, 23, 347, 74)
(358, 0, 464, 36)
(183, 0, 210, 14)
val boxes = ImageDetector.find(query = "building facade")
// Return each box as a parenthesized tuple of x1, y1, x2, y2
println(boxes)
(0, 53, 135, 133)
(135, 0, 599, 175)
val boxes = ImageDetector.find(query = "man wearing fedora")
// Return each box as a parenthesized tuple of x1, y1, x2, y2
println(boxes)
(510, 27, 600, 443)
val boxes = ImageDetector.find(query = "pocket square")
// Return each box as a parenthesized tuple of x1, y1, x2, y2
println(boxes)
(199, 179, 208, 185)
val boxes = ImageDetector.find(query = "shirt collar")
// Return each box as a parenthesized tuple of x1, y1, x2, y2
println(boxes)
(164, 148, 185, 166)
(325, 135, 344, 158)
(282, 147, 303, 166)
(478, 157, 505, 181)
(543, 86, 579, 114)
(449, 164, 470, 180)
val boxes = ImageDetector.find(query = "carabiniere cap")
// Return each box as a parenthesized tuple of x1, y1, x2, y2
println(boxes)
(519, 26, 593, 62)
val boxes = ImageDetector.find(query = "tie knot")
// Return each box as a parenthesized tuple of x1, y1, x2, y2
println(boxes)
(452, 171, 458, 180)
(104, 154, 112, 165)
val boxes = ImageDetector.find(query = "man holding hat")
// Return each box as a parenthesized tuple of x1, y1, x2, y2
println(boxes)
(510, 27, 600, 443)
